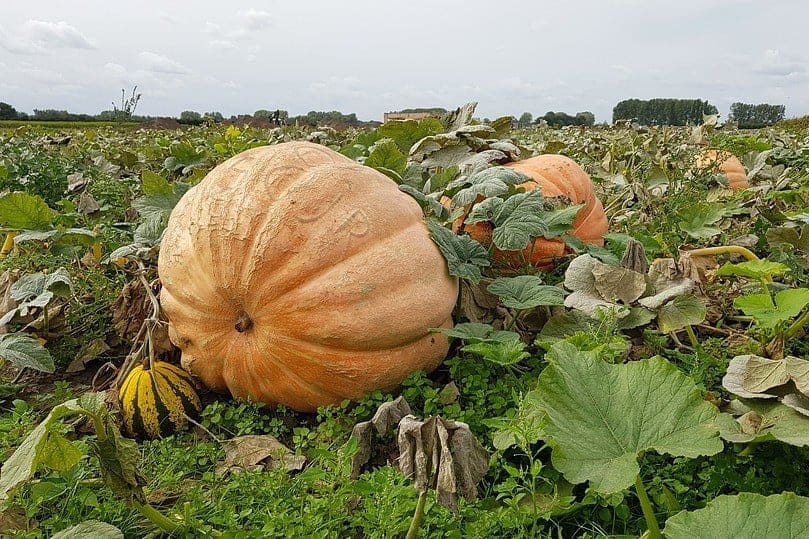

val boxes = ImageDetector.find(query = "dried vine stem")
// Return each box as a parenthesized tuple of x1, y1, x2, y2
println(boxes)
(111, 262, 162, 392)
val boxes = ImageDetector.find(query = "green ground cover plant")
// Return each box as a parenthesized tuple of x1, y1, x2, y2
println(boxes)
(1, 110, 809, 537)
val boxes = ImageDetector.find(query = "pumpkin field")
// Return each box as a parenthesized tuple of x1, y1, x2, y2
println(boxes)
(2, 105, 809, 538)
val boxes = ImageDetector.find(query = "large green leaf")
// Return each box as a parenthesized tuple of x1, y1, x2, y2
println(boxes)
(427, 221, 489, 283)
(487, 275, 566, 310)
(466, 190, 550, 251)
(449, 167, 526, 206)
(462, 339, 529, 366)
(534, 342, 722, 494)
(734, 288, 809, 328)
(140, 170, 174, 197)
(378, 118, 443, 153)
(664, 492, 809, 539)
(0, 334, 54, 373)
(0, 399, 84, 503)
(0, 192, 53, 230)
(365, 139, 406, 176)
(715, 259, 791, 280)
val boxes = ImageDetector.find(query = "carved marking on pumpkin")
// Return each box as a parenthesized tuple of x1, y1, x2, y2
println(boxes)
(294, 143, 342, 167)
(291, 169, 346, 223)
(334, 208, 370, 237)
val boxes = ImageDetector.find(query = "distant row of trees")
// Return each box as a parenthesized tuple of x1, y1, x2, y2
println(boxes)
(728, 102, 785, 128)
(613, 98, 718, 126)
(0, 97, 790, 129)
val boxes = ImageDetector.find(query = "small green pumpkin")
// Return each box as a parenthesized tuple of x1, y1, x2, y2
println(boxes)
(119, 361, 201, 438)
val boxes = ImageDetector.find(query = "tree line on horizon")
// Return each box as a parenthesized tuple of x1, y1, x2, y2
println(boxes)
(0, 98, 790, 129)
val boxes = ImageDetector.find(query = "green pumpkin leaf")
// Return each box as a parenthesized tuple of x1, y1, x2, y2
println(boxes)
(715, 260, 791, 280)
(733, 288, 809, 328)
(0, 334, 54, 373)
(664, 492, 809, 539)
(487, 275, 566, 310)
(716, 400, 809, 447)
(462, 339, 529, 366)
(0, 192, 54, 230)
(378, 118, 443, 153)
(365, 139, 406, 176)
(140, 170, 173, 197)
(657, 294, 706, 332)
(677, 203, 727, 240)
(466, 190, 551, 251)
(0, 399, 84, 503)
(427, 220, 490, 283)
(534, 342, 722, 494)
(450, 166, 527, 207)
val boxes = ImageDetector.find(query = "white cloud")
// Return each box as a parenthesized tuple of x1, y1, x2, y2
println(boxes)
(308, 76, 367, 100)
(22, 20, 95, 50)
(240, 8, 272, 31)
(209, 39, 237, 50)
(137, 52, 191, 74)
(754, 49, 806, 77)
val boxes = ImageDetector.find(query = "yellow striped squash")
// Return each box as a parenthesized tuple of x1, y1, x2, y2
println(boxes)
(119, 361, 201, 438)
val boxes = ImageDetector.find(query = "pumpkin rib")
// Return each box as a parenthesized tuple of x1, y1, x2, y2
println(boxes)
(248, 218, 428, 310)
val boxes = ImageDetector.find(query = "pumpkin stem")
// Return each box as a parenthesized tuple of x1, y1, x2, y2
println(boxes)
(235, 311, 253, 333)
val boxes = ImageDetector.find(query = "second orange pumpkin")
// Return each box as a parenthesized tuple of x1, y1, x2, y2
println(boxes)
(455, 154, 608, 268)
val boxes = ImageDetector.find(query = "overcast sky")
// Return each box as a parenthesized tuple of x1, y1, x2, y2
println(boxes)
(1, 1, 807, 123)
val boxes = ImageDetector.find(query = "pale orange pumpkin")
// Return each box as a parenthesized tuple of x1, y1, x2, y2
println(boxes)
(451, 154, 608, 267)
(695, 149, 749, 190)
(158, 141, 458, 412)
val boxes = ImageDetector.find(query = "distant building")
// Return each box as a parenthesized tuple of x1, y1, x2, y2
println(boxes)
(383, 111, 437, 123)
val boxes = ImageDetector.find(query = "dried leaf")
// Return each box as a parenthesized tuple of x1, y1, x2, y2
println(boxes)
(621, 238, 648, 274)
(592, 264, 647, 304)
(458, 279, 501, 324)
(112, 279, 174, 357)
(77, 192, 101, 215)
(67, 338, 111, 373)
(217, 434, 305, 475)
(397, 415, 489, 514)
(0, 270, 20, 335)
(349, 396, 412, 479)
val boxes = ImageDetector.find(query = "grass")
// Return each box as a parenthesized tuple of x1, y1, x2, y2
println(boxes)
(1, 121, 809, 537)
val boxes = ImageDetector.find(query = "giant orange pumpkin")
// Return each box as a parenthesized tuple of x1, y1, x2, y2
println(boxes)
(453, 154, 608, 267)
(158, 142, 458, 412)
(694, 149, 749, 190)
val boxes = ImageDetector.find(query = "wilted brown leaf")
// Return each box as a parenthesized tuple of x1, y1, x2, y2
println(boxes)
(112, 279, 174, 357)
(349, 396, 412, 479)
(217, 434, 305, 475)
(67, 338, 111, 373)
(458, 279, 501, 324)
(0, 270, 20, 335)
(397, 415, 489, 514)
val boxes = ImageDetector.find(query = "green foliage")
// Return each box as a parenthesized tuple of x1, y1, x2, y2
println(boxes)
(538, 110, 595, 127)
(728, 102, 786, 128)
(531, 342, 723, 494)
(664, 492, 809, 538)
(613, 98, 717, 126)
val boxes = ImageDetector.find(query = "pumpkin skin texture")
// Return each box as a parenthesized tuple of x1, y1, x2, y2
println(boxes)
(158, 141, 458, 412)
(695, 149, 749, 190)
(452, 155, 608, 268)
(119, 361, 202, 439)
